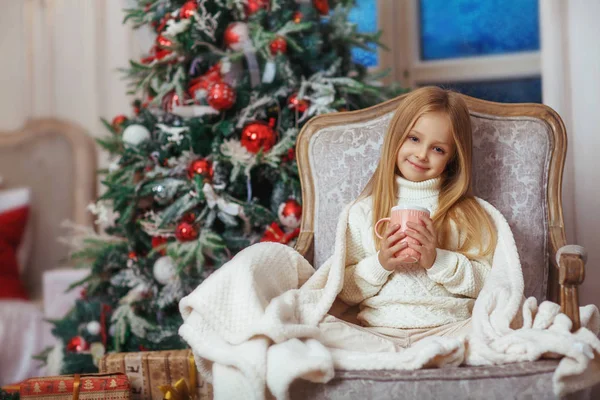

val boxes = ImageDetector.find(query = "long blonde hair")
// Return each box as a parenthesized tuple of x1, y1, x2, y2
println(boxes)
(360, 86, 497, 259)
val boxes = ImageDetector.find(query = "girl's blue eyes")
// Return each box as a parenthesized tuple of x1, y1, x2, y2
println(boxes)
(406, 136, 446, 154)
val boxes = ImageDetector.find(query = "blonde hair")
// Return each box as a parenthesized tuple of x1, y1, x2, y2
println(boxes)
(360, 86, 497, 259)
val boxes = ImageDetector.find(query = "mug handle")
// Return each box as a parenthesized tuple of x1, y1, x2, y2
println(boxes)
(374, 217, 391, 239)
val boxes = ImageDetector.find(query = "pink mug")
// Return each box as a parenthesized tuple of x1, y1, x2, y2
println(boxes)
(374, 205, 430, 263)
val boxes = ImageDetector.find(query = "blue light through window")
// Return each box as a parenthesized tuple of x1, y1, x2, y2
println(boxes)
(420, 0, 540, 61)
(348, 0, 378, 67)
(424, 78, 542, 103)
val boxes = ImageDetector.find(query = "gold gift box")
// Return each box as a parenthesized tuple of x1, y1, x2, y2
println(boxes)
(99, 349, 212, 400)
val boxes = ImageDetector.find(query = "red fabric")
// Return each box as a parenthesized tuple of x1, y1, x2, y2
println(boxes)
(0, 205, 29, 299)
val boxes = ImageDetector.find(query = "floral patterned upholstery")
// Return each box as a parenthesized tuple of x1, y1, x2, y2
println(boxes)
(290, 360, 592, 400)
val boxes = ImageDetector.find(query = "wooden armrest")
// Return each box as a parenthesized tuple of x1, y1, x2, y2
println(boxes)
(556, 248, 586, 331)
(294, 231, 314, 263)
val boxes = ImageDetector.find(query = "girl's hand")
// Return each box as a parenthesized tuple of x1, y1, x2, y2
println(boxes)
(405, 215, 437, 269)
(377, 224, 408, 271)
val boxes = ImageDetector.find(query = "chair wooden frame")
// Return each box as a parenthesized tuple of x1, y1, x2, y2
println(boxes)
(0, 118, 97, 300)
(0, 118, 97, 228)
(295, 93, 584, 331)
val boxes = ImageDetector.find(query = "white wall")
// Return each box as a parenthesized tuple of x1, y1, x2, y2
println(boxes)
(541, 0, 600, 310)
(566, 1, 600, 310)
(0, 0, 152, 175)
(1, 0, 599, 310)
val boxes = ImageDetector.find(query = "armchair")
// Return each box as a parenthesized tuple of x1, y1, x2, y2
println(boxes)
(292, 93, 592, 399)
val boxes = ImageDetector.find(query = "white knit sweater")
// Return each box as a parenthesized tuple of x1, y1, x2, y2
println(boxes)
(338, 176, 493, 329)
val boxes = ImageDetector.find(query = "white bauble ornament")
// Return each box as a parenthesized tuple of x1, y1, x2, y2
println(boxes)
(153, 256, 177, 285)
(86, 320, 101, 335)
(122, 124, 151, 146)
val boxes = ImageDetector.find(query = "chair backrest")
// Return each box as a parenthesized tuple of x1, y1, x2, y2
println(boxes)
(296, 94, 567, 303)
(0, 119, 96, 301)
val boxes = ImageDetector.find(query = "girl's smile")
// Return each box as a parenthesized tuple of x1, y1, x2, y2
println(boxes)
(407, 159, 429, 172)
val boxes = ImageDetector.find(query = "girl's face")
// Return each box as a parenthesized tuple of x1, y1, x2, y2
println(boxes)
(396, 111, 455, 182)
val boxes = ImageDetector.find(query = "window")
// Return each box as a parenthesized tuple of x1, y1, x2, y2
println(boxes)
(376, 0, 542, 103)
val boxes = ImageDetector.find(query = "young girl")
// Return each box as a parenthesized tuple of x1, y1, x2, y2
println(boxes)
(325, 86, 498, 349)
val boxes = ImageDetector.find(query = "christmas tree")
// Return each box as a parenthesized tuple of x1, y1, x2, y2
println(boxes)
(44, 0, 401, 374)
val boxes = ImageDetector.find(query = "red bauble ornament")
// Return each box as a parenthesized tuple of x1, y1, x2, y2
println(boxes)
(245, 0, 270, 16)
(156, 35, 172, 48)
(313, 0, 330, 15)
(282, 147, 295, 163)
(155, 14, 174, 33)
(182, 212, 198, 224)
(175, 221, 199, 242)
(111, 115, 128, 132)
(180, 0, 198, 18)
(141, 43, 173, 64)
(151, 236, 168, 256)
(207, 82, 236, 110)
(188, 64, 223, 99)
(260, 222, 300, 244)
(269, 37, 287, 55)
(223, 22, 249, 51)
(288, 93, 310, 113)
(128, 251, 138, 261)
(187, 159, 214, 180)
(241, 122, 277, 154)
(66, 336, 89, 353)
(293, 11, 303, 23)
(278, 199, 302, 229)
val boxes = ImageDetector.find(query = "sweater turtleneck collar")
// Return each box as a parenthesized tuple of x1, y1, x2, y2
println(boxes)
(395, 175, 441, 200)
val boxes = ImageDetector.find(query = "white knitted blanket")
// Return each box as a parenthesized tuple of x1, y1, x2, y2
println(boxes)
(179, 199, 600, 399)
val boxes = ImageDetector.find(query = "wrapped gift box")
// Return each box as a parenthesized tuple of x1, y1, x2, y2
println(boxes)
(9, 373, 130, 399)
(99, 350, 212, 400)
